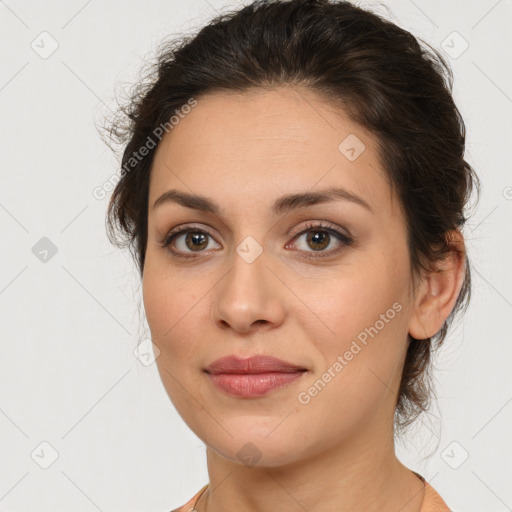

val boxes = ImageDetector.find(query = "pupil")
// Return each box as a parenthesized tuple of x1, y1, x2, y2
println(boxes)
(307, 231, 329, 251)
(186, 232, 208, 251)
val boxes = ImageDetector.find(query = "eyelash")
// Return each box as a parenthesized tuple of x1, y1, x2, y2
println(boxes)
(158, 221, 353, 260)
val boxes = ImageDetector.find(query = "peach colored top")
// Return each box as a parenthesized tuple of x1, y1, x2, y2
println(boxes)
(171, 472, 450, 511)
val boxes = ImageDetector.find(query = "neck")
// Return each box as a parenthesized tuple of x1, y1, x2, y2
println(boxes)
(198, 417, 424, 512)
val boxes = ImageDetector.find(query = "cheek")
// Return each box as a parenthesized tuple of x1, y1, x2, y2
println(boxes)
(142, 265, 211, 415)
(142, 261, 204, 354)
(307, 254, 407, 336)
(302, 250, 411, 383)
(296, 276, 409, 434)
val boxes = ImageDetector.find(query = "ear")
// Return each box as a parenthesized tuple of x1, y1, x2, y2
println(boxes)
(408, 230, 466, 340)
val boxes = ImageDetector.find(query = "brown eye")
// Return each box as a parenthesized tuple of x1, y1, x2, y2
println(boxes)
(305, 230, 331, 251)
(160, 227, 221, 258)
(288, 221, 353, 259)
(184, 231, 209, 251)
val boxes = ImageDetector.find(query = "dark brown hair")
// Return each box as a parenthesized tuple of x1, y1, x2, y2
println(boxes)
(103, 0, 479, 433)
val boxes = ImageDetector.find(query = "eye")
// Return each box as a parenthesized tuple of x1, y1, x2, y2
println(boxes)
(158, 224, 220, 258)
(286, 221, 353, 259)
(159, 221, 353, 260)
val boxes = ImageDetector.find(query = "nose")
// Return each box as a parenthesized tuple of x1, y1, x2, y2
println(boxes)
(211, 246, 286, 334)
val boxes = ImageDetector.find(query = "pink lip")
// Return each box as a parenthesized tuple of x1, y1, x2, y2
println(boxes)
(204, 355, 307, 398)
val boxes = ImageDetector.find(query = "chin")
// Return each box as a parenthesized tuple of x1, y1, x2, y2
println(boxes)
(197, 418, 313, 468)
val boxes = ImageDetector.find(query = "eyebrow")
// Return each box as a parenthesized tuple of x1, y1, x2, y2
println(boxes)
(152, 186, 373, 215)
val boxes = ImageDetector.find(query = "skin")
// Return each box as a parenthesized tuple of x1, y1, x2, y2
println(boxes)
(142, 86, 465, 512)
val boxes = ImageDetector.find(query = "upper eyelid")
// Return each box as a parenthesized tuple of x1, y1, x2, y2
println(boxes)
(164, 220, 347, 237)
(289, 220, 351, 239)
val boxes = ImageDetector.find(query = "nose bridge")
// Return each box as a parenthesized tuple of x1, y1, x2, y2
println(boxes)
(223, 235, 271, 304)
(212, 235, 285, 331)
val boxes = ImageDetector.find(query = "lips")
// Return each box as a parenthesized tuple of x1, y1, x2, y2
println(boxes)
(204, 355, 307, 398)
(204, 355, 307, 375)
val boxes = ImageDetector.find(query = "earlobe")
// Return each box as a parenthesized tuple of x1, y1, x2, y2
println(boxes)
(408, 230, 466, 340)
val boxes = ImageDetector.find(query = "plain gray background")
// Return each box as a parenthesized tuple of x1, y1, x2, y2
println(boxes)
(1, 1, 511, 511)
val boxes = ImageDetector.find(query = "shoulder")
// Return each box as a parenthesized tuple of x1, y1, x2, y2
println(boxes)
(169, 484, 209, 512)
(412, 471, 451, 512)
(421, 481, 452, 512)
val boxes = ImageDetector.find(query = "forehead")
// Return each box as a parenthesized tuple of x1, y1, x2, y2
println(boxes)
(149, 86, 396, 216)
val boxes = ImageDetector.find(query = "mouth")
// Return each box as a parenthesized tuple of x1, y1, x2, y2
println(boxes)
(204, 354, 307, 374)
(205, 370, 307, 398)
(204, 355, 308, 398)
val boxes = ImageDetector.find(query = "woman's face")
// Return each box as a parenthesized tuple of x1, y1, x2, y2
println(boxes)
(143, 87, 420, 467)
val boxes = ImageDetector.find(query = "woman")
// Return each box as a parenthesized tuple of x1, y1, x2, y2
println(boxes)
(105, 0, 479, 510)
